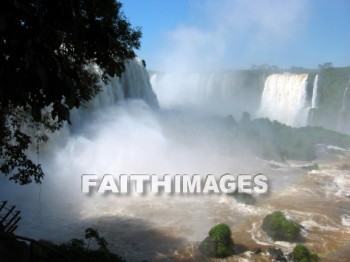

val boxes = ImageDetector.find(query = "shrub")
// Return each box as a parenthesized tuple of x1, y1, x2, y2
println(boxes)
(262, 211, 301, 242)
(199, 223, 234, 258)
(292, 244, 318, 262)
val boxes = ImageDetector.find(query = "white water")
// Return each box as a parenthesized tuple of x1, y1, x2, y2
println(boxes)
(71, 59, 158, 121)
(340, 86, 350, 113)
(257, 73, 309, 127)
(311, 74, 319, 108)
(0, 59, 272, 261)
(338, 84, 350, 132)
(150, 71, 262, 118)
(2, 63, 350, 261)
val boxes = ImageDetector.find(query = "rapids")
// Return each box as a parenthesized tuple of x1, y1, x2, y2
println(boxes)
(0, 60, 349, 261)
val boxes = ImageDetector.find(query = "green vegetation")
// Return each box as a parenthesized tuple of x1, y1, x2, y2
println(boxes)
(0, 0, 141, 184)
(262, 211, 301, 242)
(0, 228, 125, 262)
(240, 65, 350, 134)
(199, 223, 234, 258)
(318, 62, 333, 70)
(230, 114, 350, 161)
(57, 228, 125, 262)
(316, 67, 350, 129)
(292, 244, 318, 262)
(209, 223, 232, 241)
(236, 65, 350, 134)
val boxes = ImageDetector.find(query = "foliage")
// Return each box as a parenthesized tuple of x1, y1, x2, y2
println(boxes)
(0, 0, 141, 184)
(199, 223, 234, 258)
(292, 244, 318, 262)
(262, 211, 301, 242)
(208, 223, 232, 242)
(250, 64, 280, 71)
(85, 227, 108, 252)
(316, 66, 350, 128)
(58, 228, 125, 262)
(318, 62, 333, 69)
(234, 115, 350, 161)
(0, 106, 57, 184)
(0, 228, 125, 262)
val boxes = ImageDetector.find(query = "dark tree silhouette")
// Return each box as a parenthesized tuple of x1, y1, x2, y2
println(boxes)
(0, 0, 142, 184)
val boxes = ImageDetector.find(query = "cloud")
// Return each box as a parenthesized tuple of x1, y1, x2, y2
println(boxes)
(156, 0, 308, 71)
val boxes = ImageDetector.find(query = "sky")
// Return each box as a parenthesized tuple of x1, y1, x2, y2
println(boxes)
(121, 0, 350, 71)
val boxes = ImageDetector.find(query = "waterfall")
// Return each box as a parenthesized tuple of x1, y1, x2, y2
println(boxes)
(94, 58, 158, 109)
(151, 72, 233, 107)
(150, 71, 264, 117)
(311, 74, 319, 108)
(70, 58, 159, 125)
(338, 82, 350, 132)
(120, 59, 159, 108)
(308, 74, 319, 126)
(257, 73, 309, 127)
(341, 86, 350, 112)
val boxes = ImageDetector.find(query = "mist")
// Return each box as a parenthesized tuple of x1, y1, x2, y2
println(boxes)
(156, 0, 308, 71)
(2, 1, 350, 261)
(0, 60, 276, 261)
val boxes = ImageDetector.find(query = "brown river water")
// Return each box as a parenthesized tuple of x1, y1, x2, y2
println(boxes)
(65, 150, 350, 261)
(1, 106, 349, 262)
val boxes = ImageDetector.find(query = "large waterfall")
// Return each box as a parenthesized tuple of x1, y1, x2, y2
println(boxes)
(70, 59, 159, 125)
(89, 59, 158, 110)
(257, 73, 309, 127)
(150, 71, 263, 117)
(2, 59, 350, 262)
(150, 72, 235, 112)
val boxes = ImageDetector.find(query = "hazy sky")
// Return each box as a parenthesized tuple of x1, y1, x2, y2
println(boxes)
(122, 0, 350, 71)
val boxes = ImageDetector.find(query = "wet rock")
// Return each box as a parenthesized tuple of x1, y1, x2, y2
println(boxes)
(268, 248, 287, 261)
(253, 248, 262, 254)
(199, 223, 234, 258)
(292, 244, 318, 262)
(262, 211, 301, 242)
(227, 189, 257, 205)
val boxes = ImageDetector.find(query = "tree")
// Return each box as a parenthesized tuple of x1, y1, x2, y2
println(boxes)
(318, 62, 333, 69)
(0, 0, 142, 184)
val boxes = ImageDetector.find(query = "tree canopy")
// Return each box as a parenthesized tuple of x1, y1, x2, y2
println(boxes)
(0, 0, 142, 184)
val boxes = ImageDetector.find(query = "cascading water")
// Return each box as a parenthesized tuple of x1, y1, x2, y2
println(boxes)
(311, 74, 319, 108)
(0, 59, 270, 261)
(119, 60, 159, 108)
(257, 73, 309, 127)
(2, 61, 350, 261)
(150, 71, 263, 117)
(307, 74, 319, 126)
(69, 58, 159, 129)
(151, 72, 235, 110)
(80, 59, 158, 111)
(338, 80, 350, 132)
